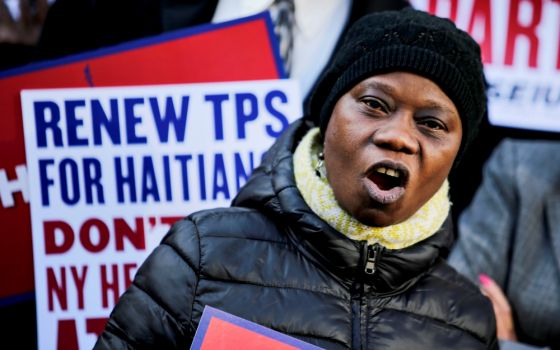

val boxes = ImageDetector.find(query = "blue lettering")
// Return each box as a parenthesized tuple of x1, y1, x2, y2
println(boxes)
(92, 99, 121, 145)
(235, 93, 258, 139)
(149, 96, 189, 143)
(197, 154, 207, 200)
(508, 84, 524, 102)
(544, 86, 560, 104)
(65, 100, 88, 146)
(234, 152, 255, 191)
(115, 157, 137, 203)
(175, 155, 192, 201)
(124, 97, 147, 144)
(59, 158, 80, 205)
(212, 153, 229, 200)
(83, 158, 104, 204)
(162, 155, 172, 201)
(205, 94, 229, 140)
(532, 85, 546, 103)
(39, 159, 55, 206)
(264, 90, 290, 138)
(141, 156, 159, 202)
(34, 101, 62, 147)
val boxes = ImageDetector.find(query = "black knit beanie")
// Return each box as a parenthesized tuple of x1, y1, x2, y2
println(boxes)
(308, 7, 487, 163)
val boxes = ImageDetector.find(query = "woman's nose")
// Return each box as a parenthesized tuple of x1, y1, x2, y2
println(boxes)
(372, 115, 419, 154)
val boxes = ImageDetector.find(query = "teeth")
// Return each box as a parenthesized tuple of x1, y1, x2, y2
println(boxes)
(386, 169, 399, 178)
(376, 167, 400, 178)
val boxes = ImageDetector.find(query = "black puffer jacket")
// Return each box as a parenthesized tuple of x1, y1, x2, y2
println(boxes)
(94, 119, 498, 350)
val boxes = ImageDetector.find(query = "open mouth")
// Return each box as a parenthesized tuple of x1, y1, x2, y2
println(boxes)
(368, 164, 408, 190)
(365, 162, 409, 204)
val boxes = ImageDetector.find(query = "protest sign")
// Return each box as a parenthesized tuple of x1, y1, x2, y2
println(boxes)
(0, 12, 283, 304)
(191, 306, 324, 350)
(411, 0, 560, 132)
(21, 79, 301, 350)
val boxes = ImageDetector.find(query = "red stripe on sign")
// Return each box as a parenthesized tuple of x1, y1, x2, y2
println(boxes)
(200, 317, 298, 350)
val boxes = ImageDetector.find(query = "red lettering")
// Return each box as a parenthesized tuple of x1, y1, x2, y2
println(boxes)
(44, 217, 147, 253)
(123, 263, 137, 289)
(428, 0, 459, 22)
(100, 264, 120, 308)
(47, 266, 90, 311)
(70, 266, 88, 310)
(47, 267, 67, 311)
(44, 221, 74, 254)
(86, 318, 109, 338)
(505, 0, 543, 67)
(468, 0, 493, 64)
(115, 217, 145, 251)
(80, 218, 110, 252)
(57, 319, 79, 350)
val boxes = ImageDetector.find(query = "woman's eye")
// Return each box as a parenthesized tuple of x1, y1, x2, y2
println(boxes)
(418, 118, 446, 131)
(361, 97, 387, 112)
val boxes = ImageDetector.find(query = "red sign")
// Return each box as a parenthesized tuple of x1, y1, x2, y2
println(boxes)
(411, 0, 560, 132)
(191, 306, 324, 350)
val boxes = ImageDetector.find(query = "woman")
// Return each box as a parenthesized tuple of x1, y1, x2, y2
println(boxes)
(95, 8, 497, 350)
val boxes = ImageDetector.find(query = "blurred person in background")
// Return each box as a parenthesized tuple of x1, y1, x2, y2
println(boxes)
(449, 138, 560, 350)
(0, 0, 50, 70)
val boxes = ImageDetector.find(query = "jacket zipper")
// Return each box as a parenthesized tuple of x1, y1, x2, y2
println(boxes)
(351, 243, 379, 349)
(350, 283, 362, 350)
(364, 244, 381, 275)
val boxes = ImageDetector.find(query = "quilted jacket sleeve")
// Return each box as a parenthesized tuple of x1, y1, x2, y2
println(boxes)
(448, 139, 518, 286)
(94, 218, 201, 349)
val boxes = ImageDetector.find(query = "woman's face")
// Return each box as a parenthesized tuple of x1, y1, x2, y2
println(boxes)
(323, 72, 462, 227)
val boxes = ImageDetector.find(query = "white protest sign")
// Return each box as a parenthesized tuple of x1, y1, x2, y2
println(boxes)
(21, 79, 301, 350)
(411, 0, 560, 132)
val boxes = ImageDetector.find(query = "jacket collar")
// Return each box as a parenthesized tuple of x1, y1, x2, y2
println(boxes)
(233, 119, 454, 293)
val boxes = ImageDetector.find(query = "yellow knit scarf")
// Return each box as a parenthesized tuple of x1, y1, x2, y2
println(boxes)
(293, 127, 450, 250)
